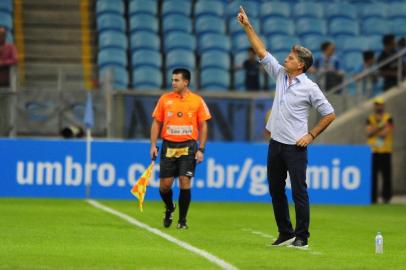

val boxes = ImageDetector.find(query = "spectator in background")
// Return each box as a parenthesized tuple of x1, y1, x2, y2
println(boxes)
(366, 97, 394, 204)
(243, 47, 261, 91)
(353, 50, 379, 97)
(310, 41, 344, 92)
(397, 37, 406, 79)
(0, 26, 18, 87)
(377, 34, 398, 91)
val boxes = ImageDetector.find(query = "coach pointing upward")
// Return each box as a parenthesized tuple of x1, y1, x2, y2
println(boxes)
(238, 6, 336, 248)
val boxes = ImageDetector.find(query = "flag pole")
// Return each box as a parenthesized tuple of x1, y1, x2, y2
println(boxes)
(84, 91, 94, 199)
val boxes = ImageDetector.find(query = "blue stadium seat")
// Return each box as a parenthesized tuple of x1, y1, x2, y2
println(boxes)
(296, 18, 327, 37)
(199, 33, 231, 53)
(164, 32, 196, 52)
(129, 0, 158, 16)
(96, 0, 124, 16)
(229, 17, 260, 36)
(161, 0, 192, 17)
(234, 69, 246, 91)
(97, 14, 126, 33)
(390, 18, 406, 36)
(99, 31, 127, 50)
(342, 52, 363, 73)
(292, 3, 324, 19)
(0, 0, 12, 13)
(342, 37, 369, 53)
(232, 33, 251, 53)
(260, 2, 290, 19)
(0, 12, 12, 32)
(98, 48, 127, 68)
(388, 3, 406, 20)
(194, 0, 224, 19)
(233, 51, 248, 68)
(130, 31, 160, 52)
(99, 66, 128, 89)
(132, 49, 162, 69)
(200, 68, 230, 91)
(362, 18, 390, 35)
(329, 18, 359, 36)
(163, 14, 192, 34)
(262, 17, 295, 36)
(366, 35, 383, 53)
(129, 14, 159, 34)
(325, 3, 357, 21)
(132, 66, 163, 89)
(301, 34, 327, 53)
(226, 0, 259, 19)
(6, 32, 13, 43)
(200, 51, 231, 70)
(268, 35, 301, 53)
(360, 3, 387, 20)
(195, 16, 226, 36)
(166, 49, 195, 71)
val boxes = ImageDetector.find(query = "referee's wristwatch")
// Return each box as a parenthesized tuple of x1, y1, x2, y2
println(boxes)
(197, 147, 205, 153)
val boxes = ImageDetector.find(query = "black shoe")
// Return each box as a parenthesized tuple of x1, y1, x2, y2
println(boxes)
(163, 204, 176, 228)
(176, 220, 188, 229)
(289, 237, 309, 249)
(272, 234, 295, 246)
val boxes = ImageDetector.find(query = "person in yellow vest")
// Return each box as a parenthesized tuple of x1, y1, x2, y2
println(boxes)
(366, 97, 394, 203)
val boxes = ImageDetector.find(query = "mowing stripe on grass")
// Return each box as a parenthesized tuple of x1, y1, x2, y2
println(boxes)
(87, 200, 238, 270)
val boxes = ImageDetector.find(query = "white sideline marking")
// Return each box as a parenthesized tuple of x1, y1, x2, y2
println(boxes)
(87, 200, 238, 270)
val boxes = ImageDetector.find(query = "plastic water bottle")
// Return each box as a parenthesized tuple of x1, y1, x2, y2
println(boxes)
(375, 232, 383, 254)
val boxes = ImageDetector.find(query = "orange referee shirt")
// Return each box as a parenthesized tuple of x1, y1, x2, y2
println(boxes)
(152, 89, 211, 142)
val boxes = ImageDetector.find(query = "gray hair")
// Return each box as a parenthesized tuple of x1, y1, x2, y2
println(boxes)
(291, 45, 313, 73)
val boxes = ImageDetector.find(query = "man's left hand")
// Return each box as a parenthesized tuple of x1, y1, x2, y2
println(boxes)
(296, 134, 313, 147)
(195, 150, 204, 163)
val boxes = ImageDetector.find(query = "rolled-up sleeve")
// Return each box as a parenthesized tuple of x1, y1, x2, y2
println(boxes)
(309, 85, 334, 116)
(259, 52, 283, 80)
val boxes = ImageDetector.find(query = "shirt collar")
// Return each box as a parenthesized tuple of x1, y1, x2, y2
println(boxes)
(171, 88, 191, 98)
(284, 73, 306, 83)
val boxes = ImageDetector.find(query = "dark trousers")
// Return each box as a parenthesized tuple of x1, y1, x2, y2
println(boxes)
(267, 139, 310, 240)
(372, 153, 392, 203)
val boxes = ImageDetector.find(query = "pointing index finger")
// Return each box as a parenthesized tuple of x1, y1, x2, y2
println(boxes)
(239, 5, 246, 15)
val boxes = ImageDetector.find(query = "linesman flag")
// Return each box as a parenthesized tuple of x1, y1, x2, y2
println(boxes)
(130, 150, 158, 211)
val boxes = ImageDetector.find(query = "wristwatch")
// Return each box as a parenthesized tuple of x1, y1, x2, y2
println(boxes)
(197, 147, 205, 153)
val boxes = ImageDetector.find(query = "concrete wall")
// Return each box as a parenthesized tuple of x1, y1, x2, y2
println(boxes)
(316, 83, 406, 194)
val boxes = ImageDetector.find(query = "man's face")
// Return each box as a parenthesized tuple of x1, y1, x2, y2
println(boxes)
(325, 44, 335, 57)
(374, 103, 384, 114)
(284, 51, 304, 73)
(172, 73, 188, 92)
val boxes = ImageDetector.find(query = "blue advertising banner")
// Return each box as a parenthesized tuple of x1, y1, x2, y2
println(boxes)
(0, 139, 371, 204)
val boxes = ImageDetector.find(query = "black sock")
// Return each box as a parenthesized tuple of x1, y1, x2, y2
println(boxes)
(160, 189, 174, 210)
(179, 189, 191, 222)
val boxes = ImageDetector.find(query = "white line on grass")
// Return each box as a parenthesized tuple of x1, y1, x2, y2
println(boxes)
(87, 199, 238, 270)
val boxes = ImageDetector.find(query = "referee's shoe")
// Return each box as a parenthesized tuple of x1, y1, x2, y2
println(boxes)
(163, 204, 176, 228)
(272, 234, 295, 246)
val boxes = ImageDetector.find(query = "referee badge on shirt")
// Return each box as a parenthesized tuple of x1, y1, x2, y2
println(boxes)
(177, 112, 183, 117)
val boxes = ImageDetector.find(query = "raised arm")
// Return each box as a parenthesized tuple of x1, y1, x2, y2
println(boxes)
(237, 6, 267, 59)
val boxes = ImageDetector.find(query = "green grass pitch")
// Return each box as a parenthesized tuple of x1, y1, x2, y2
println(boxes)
(0, 198, 405, 270)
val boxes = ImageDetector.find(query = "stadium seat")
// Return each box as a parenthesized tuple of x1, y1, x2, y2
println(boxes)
(132, 66, 163, 89)
(260, 2, 290, 20)
(96, 0, 124, 16)
(226, 0, 259, 19)
(387, 3, 406, 20)
(0, 0, 12, 13)
(161, 0, 192, 17)
(166, 49, 195, 71)
(366, 35, 383, 53)
(360, 3, 387, 20)
(329, 18, 359, 36)
(262, 17, 295, 36)
(98, 48, 127, 68)
(195, 16, 226, 36)
(163, 14, 192, 34)
(296, 18, 327, 37)
(228, 17, 260, 36)
(362, 18, 390, 35)
(390, 18, 406, 36)
(0, 12, 12, 32)
(200, 51, 230, 70)
(130, 31, 160, 52)
(200, 68, 230, 91)
(129, 14, 159, 34)
(129, 0, 158, 16)
(301, 34, 327, 53)
(164, 32, 196, 52)
(233, 51, 248, 68)
(325, 3, 357, 21)
(342, 52, 363, 73)
(232, 33, 251, 53)
(194, 0, 224, 19)
(199, 33, 231, 53)
(98, 31, 128, 50)
(99, 66, 128, 89)
(6, 32, 13, 43)
(132, 49, 162, 69)
(97, 14, 126, 33)
(234, 69, 246, 91)
(292, 3, 324, 19)
(342, 37, 369, 53)
(268, 35, 301, 53)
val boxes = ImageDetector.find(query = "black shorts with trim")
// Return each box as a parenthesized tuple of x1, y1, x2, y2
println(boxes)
(159, 140, 197, 178)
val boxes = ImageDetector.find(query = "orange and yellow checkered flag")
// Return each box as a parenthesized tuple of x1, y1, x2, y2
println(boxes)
(130, 150, 158, 211)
